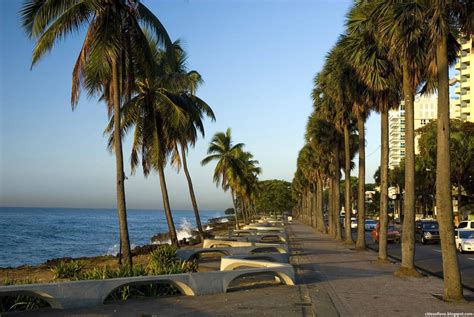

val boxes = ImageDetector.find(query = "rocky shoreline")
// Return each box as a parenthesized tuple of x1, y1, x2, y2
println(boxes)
(0, 215, 234, 283)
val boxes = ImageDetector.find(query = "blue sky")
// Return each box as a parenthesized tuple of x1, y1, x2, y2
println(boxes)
(0, 0, 382, 210)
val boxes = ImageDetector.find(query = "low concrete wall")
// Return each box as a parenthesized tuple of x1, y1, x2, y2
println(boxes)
(0, 268, 295, 310)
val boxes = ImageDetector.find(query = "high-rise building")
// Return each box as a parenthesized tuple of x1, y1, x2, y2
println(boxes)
(388, 94, 461, 169)
(453, 35, 473, 122)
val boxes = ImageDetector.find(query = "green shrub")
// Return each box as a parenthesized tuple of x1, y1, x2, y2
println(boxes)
(148, 245, 197, 275)
(51, 260, 84, 279)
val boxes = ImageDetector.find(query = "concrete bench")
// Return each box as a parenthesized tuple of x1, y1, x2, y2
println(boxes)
(219, 253, 290, 265)
(177, 245, 289, 261)
(220, 257, 293, 274)
(228, 230, 288, 239)
(213, 234, 287, 243)
(242, 225, 286, 232)
(202, 239, 289, 251)
(0, 267, 295, 310)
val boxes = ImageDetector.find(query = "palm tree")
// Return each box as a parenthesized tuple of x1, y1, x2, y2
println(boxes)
(369, 0, 435, 276)
(20, 0, 172, 267)
(233, 150, 261, 225)
(311, 79, 344, 240)
(202, 129, 245, 229)
(344, 1, 401, 261)
(317, 46, 354, 243)
(424, 0, 472, 301)
(305, 113, 334, 233)
(160, 43, 216, 241)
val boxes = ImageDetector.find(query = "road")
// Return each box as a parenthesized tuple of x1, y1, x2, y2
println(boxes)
(359, 231, 474, 290)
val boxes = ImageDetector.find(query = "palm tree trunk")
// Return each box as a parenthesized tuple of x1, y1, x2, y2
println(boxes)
(379, 109, 389, 262)
(180, 144, 204, 240)
(231, 189, 240, 229)
(344, 124, 353, 244)
(112, 57, 132, 268)
(457, 179, 462, 217)
(399, 62, 417, 275)
(317, 178, 325, 233)
(356, 116, 366, 250)
(334, 142, 342, 241)
(307, 189, 312, 226)
(328, 180, 334, 236)
(157, 165, 179, 247)
(436, 35, 463, 300)
(313, 182, 318, 229)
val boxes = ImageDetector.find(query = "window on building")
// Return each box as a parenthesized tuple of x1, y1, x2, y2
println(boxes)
(401, 119, 405, 124)
(401, 150, 405, 156)
(401, 143, 405, 148)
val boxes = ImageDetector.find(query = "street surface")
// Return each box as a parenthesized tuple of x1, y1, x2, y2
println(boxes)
(361, 231, 474, 290)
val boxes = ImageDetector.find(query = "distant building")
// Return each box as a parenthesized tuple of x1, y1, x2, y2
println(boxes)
(388, 94, 461, 169)
(453, 35, 474, 122)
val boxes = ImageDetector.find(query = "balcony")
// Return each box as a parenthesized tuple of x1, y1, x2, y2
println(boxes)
(455, 86, 468, 95)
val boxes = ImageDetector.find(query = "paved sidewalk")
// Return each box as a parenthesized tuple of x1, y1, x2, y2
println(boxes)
(8, 221, 474, 316)
(289, 221, 474, 316)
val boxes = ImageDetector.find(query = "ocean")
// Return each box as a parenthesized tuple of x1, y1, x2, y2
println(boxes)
(0, 207, 224, 268)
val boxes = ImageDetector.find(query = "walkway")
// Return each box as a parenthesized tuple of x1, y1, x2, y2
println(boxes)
(289, 221, 474, 316)
(8, 222, 474, 316)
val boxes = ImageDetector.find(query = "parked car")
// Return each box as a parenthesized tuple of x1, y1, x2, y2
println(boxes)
(371, 223, 400, 243)
(365, 219, 377, 231)
(457, 220, 474, 230)
(455, 229, 474, 253)
(415, 220, 440, 244)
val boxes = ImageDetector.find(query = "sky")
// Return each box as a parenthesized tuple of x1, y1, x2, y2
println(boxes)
(0, 0, 383, 211)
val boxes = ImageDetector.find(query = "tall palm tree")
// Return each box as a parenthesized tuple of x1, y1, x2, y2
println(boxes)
(317, 47, 354, 243)
(424, 0, 472, 301)
(160, 43, 216, 241)
(202, 129, 245, 229)
(345, 1, 401, 261)
(305, 113, 334, 233)
(20, 0, 172, 267)
(371, 0, 448, 276)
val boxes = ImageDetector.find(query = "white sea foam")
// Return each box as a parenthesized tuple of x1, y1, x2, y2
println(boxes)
(177, 218, 193, 240)
(106, 243, 137, 256)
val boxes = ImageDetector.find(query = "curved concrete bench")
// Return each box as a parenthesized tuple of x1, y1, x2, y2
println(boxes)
(220, 257, 293, 274)
(242, 225, 285, 232)
(203, 239, 254, 248)
(203, 239, 289, 251)
(0, 267, 295, 310)
(177, 245, 289, 261)
(220, 253, 290, 264)
(213, 234, 287, 244)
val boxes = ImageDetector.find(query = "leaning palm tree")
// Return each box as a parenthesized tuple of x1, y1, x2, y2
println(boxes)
(20, 0, 172, 267)
(202, 129, 245, 229)
(233, 150, 261, 225)
(159, 43, 216, 240)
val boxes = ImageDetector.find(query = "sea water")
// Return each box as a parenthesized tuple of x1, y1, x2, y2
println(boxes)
(0, 207, 224, 268)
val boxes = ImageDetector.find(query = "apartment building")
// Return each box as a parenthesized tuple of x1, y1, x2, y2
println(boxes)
(388, 94, 461, 169)
(453, 35, 473, 122)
